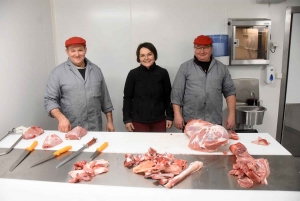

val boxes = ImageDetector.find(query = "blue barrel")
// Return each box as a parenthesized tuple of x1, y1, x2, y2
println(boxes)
(208, 35, 228, 57)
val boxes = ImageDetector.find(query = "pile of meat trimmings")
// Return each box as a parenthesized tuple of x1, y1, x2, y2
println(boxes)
(124, 147, 203, 188)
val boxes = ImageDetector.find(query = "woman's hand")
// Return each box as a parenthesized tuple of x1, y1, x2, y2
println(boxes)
(125, 122, 135, 132)
(166, 120, 173, 128)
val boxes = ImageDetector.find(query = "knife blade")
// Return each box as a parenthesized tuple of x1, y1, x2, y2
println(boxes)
(56, 137, 97, 169)
(90, 142, 108, 160)
(0, 135, 23, 156)
(9, 141, 38, 172)
(29, 146, 72, 168)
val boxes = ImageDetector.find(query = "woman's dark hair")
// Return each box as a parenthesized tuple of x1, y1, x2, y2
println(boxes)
(136, 42, 158, 63)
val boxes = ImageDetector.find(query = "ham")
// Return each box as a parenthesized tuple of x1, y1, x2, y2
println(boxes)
(42, 134, 63, 148)
(184, 119, 229, 152)
(229, 142, 270, 188)
(23, 126, 44, 139)
(65, 126, 87, 140)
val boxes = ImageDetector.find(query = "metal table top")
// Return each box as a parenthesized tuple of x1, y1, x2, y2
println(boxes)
(1, 148, 300, 191)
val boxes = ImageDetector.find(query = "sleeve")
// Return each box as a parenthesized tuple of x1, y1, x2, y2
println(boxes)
(99, 69, 114, 113)
(222, 65, 236, 98)
(44, 69, 62, 117)
(163, 69, 174, 121)
(171, 64, 186, 106)
(123, 70, 135, 124)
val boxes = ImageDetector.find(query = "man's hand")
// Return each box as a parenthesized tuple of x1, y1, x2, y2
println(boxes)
(50, 108, 71, 132)
(58, 117, 71, 133)
(174, 115, 184, 130)
(125, 123, 134, 132)
(172, 104, 184, 130)
(106, 122, 115, 132)
(225, 115, 235, 130)
(166, 120, 173, 128)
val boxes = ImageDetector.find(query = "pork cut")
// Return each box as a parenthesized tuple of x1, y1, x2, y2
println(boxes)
(252, 136, 270, 146)
(42, 134, 63, 148)
(164, 161, 203, 188)
(68, 159, 109, 183)
(23, 126, 44, 139)
(228, 130, 239, 140)
(124, 147, 203, 188)
(184, 119, 229, 152)
(65, 126, 87, 140)
(229, 142, 270, 188)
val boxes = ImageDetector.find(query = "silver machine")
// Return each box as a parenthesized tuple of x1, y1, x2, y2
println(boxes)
(233, 78, 267, 131)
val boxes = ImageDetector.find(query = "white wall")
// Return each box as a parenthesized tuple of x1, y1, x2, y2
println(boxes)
(1, 0, 300, 140)
(0, 0, 56, 138)
(286, 13, 300, 104)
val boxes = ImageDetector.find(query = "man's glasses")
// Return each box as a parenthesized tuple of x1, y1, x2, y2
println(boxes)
(194, 45, 212, 51)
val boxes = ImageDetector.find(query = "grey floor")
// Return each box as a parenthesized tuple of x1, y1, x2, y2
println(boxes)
(281, 126, 300, 157)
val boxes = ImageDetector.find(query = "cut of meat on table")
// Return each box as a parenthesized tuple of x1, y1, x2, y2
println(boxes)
(68, 159, 109, 183)
(65, 126, 88, 140)
(164, 161, 203, 188)
(184, 119, 229, 152)
(237, 177, 254, 188)
(252, 136, 270, 146)
(42, 134, 63, 148)
(23, 126, 44, 139)
(124, 147, 203, 188)
(229, 142, 270, 188)
(228, 130, 239, 140)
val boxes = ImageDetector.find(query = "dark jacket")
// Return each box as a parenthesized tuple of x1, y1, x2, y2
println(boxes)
(123, 63, 174, 124)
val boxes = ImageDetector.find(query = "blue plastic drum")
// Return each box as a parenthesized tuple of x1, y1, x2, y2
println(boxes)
(208, 35, 228, 57)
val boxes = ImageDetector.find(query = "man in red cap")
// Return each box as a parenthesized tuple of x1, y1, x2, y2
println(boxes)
(171, 35, 236, 130)
(44, 36, 115, 132)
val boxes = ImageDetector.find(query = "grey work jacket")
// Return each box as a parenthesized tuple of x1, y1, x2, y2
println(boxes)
(171, 58, 235, 124)
(44, 58, 114, 131)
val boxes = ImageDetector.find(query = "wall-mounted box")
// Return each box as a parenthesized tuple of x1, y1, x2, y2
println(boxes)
(228, 18, 271, 65)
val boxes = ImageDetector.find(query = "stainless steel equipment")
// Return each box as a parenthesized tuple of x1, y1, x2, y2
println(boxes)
(236, 106, 267, 126)
(56, 138, 97, 168)
(232, 78, 267, 130)
(0, 129, 23, 156)
(90, 142, 108, 160)
(29, 146, 72, 168)
(228, 18, 271, 65)
(9, 141, 38, 171)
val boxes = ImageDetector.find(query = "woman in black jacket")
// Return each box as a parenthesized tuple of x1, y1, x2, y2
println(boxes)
(123, 42, 174, 132)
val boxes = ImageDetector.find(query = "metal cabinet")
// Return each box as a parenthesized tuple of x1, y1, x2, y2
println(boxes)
(228, 18, 271, 65)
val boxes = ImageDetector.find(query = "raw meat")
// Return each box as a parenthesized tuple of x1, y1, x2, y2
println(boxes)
(184, 119, 229, 152)
(237, 177, 254, 188)
(252, 136, 270, 146)
(228, 130, 239, 140)
(164, 161, 203, 188)
(42, 134, 63, 148)
(229, 142, 270, 188)
(124, 147, 203, 188)
(68, 159, 109, 183)
(65, 126, 87, 140)
(23, 126, 44, 139)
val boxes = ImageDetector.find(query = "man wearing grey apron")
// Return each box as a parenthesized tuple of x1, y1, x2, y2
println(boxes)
(44, 36, 114, 132)
(171, 35, 236, 131)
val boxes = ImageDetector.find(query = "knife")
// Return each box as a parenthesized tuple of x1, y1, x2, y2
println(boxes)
(29, 146, 72, 168)
(56, 138, 97, 169)
(0, 135, 23, 156)
(90, 142, 108, 160)
(9, 141, 38, 172)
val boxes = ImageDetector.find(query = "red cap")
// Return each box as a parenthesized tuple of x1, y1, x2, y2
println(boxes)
(193, 35, 213, 45)
(65, 36, 86, 47)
